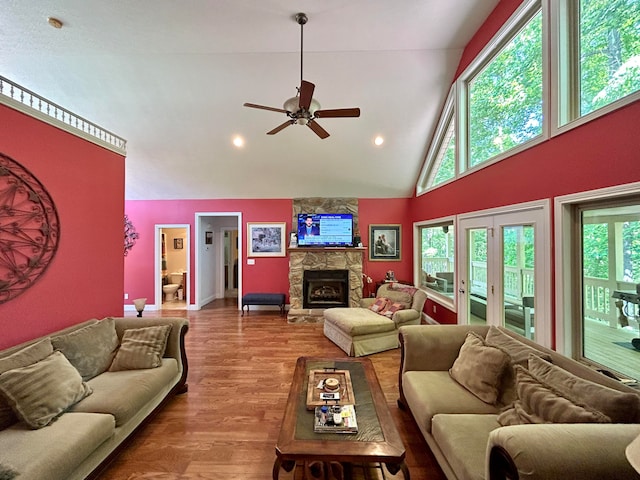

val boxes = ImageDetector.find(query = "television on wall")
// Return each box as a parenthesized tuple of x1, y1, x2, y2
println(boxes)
(297, 213, 353, 247)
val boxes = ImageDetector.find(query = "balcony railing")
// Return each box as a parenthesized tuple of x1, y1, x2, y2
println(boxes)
(0, 76, 126, 155)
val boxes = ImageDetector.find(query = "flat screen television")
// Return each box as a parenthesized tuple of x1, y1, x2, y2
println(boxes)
(297, 213, 353, 247)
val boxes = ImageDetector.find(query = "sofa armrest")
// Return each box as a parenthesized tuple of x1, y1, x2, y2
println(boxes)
(111, 317, 189, 393)
(487, 423, 640, 480)
(360, 298, 375, 308)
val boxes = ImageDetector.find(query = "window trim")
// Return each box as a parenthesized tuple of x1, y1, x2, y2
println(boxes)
(554, 180, 640, 356)
(414, 215, 457, 311)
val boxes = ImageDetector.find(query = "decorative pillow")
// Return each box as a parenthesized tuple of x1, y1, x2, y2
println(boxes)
(0, 351, 92, 429)
(109, 324, 172, 371)
(0, 464, 18, 480)
(389, 282, 418, 295)
(497, 365, 611, 426)
(382, 302, 405, 318)
(383, 289, 413, 309)
(449, 332, 510, 405)
(369, 297, 391, 313)
(0, 339, 54, 430)
(485, 326, 553, 405)
(528, 354, 640, 423)
(51, 318, 119, 381)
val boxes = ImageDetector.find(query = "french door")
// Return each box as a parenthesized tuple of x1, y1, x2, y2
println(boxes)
(457, 202, 551, 346)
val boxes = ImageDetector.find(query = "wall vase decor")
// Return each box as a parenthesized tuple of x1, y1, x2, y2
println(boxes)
(124, 214, 139, 256)
(0, 152, 60, 304)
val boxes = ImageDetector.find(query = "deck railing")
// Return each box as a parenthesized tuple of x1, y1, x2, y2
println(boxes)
(0, 76, 126, 155)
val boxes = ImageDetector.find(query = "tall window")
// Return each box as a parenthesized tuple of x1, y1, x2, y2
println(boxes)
(578, 0, 640, 117)
(468, 10, 543, 167)
(419, 221, 455, 299)
(579, 201, 640, 381)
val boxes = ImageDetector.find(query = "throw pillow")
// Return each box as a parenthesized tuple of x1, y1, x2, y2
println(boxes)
(109, 324, 172, 371)
(485, 326, 553, 405)
(0, 464, 18, 480)
(528, 354, 640, 423)
(0, 351, 92, 429)
(369, 297, 391, 314)
(449, 332, 510, 405)
(382, 302, 405, 318)
(51, 318, 119, 381)
(389, 282, 418, 295)
(497, 365, 611, 426)
(0, 338, 54, 430)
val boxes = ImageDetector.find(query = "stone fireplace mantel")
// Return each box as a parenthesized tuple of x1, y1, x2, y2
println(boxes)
(288, 248, 364, 323)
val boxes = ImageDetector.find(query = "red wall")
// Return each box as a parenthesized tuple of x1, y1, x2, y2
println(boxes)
(0, 105, 125, 349)
(124, 198, 415, 306)
(411, 0, 640, 325)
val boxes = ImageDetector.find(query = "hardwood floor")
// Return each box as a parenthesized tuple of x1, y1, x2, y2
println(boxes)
(99, 299, 446, 480)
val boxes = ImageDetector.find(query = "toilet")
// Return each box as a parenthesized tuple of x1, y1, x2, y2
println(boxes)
(162, 273, 184, 302)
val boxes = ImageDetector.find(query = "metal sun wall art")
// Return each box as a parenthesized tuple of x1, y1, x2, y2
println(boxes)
(0, 152, 60, 304)
(124, 214, 139, 256)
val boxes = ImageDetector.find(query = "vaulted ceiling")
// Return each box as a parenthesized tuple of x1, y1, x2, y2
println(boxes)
(1, 0, 499, 200)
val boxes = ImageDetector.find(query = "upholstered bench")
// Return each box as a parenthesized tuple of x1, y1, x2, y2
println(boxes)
(323, 283, 427, 356)
(241, 293, 286, 316)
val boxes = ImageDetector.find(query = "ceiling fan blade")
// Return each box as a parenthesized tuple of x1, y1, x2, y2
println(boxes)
(307, 120, 330, 139)
(244, 103, 288, 114)
(314, 108, 361, 118)
(267, 120, 294, 135)
(298, 81, 315, 110)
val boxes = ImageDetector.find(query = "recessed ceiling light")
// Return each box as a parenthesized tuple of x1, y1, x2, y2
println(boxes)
(232, 136, 245, 148)
(47, 17, 63, 29)
(374, 136, 384, 146)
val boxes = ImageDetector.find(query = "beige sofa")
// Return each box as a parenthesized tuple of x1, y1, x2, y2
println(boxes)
(323, 283, 427, 356)
(0, 316, 188, 480)
(398, 324, 640, 480)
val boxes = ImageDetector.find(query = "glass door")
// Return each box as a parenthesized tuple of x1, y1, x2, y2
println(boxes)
(458, 204, 550, 345)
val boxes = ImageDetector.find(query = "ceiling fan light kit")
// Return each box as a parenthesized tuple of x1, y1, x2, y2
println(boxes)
(243, 12, 360, 139)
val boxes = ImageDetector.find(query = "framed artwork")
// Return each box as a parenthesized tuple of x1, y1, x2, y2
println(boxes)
(205, 231, 213, 245)
(369, 224, 401, 261)
(247, 222, 286, 257)
(174, 238, 184, 249)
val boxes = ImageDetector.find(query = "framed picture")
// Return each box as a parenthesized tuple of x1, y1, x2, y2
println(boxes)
(247, 222, 286, 257)
(369, 224, 401, 261)
(174, 238, 184, 249)
(205, 231, 213, 245)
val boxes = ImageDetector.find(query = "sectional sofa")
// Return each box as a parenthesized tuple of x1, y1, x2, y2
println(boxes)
(0, 316, 189, 480)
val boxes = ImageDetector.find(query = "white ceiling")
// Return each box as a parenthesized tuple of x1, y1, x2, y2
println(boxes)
(1, 0, 498, 200)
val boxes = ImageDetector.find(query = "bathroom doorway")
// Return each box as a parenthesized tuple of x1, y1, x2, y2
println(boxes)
(156, 225, 190, 310)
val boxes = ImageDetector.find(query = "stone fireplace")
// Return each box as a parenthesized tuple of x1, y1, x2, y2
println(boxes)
(288, 249, 364, 323)
(303, 269, 349, 309)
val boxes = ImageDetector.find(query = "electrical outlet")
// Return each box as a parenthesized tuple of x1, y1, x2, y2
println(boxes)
(432, 305, 437, 313)
(124, 293, 129, 300)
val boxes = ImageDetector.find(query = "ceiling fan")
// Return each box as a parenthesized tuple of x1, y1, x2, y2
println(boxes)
(243, 13, 360, 139)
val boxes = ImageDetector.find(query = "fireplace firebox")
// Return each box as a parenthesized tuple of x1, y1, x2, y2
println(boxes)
(303, 269, 349, 309)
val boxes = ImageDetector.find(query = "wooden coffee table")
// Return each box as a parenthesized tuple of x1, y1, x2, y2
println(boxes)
(273, 356, 409, 480)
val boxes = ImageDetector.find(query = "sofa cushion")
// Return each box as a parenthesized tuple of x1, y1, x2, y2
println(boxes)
(528, 354, 640, 423)
(497, 366, 611, 426)
(0, 339, 54, 430)
(485, 326, 553, 405)
(432, 413, 501, 480)
(383, 289, 413, 308)
(51, 317, 119, 381)
(0, 351, 93, 429)
(109, 324, 172, 371)
(450, 332, 510, 405)
(324, 308, 397, 336)
(72, 358, 179, 426)
(402, 371, 500, 435)
(0, 412, 114, 480)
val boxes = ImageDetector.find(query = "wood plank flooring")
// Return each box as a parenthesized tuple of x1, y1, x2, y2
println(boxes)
(99, 299, 446, 480)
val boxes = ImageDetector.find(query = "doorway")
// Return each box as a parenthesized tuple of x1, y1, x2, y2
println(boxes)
(457, 201, 551, 346)
(195, 212, 242, 310)
(156, 225, 190, 310)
